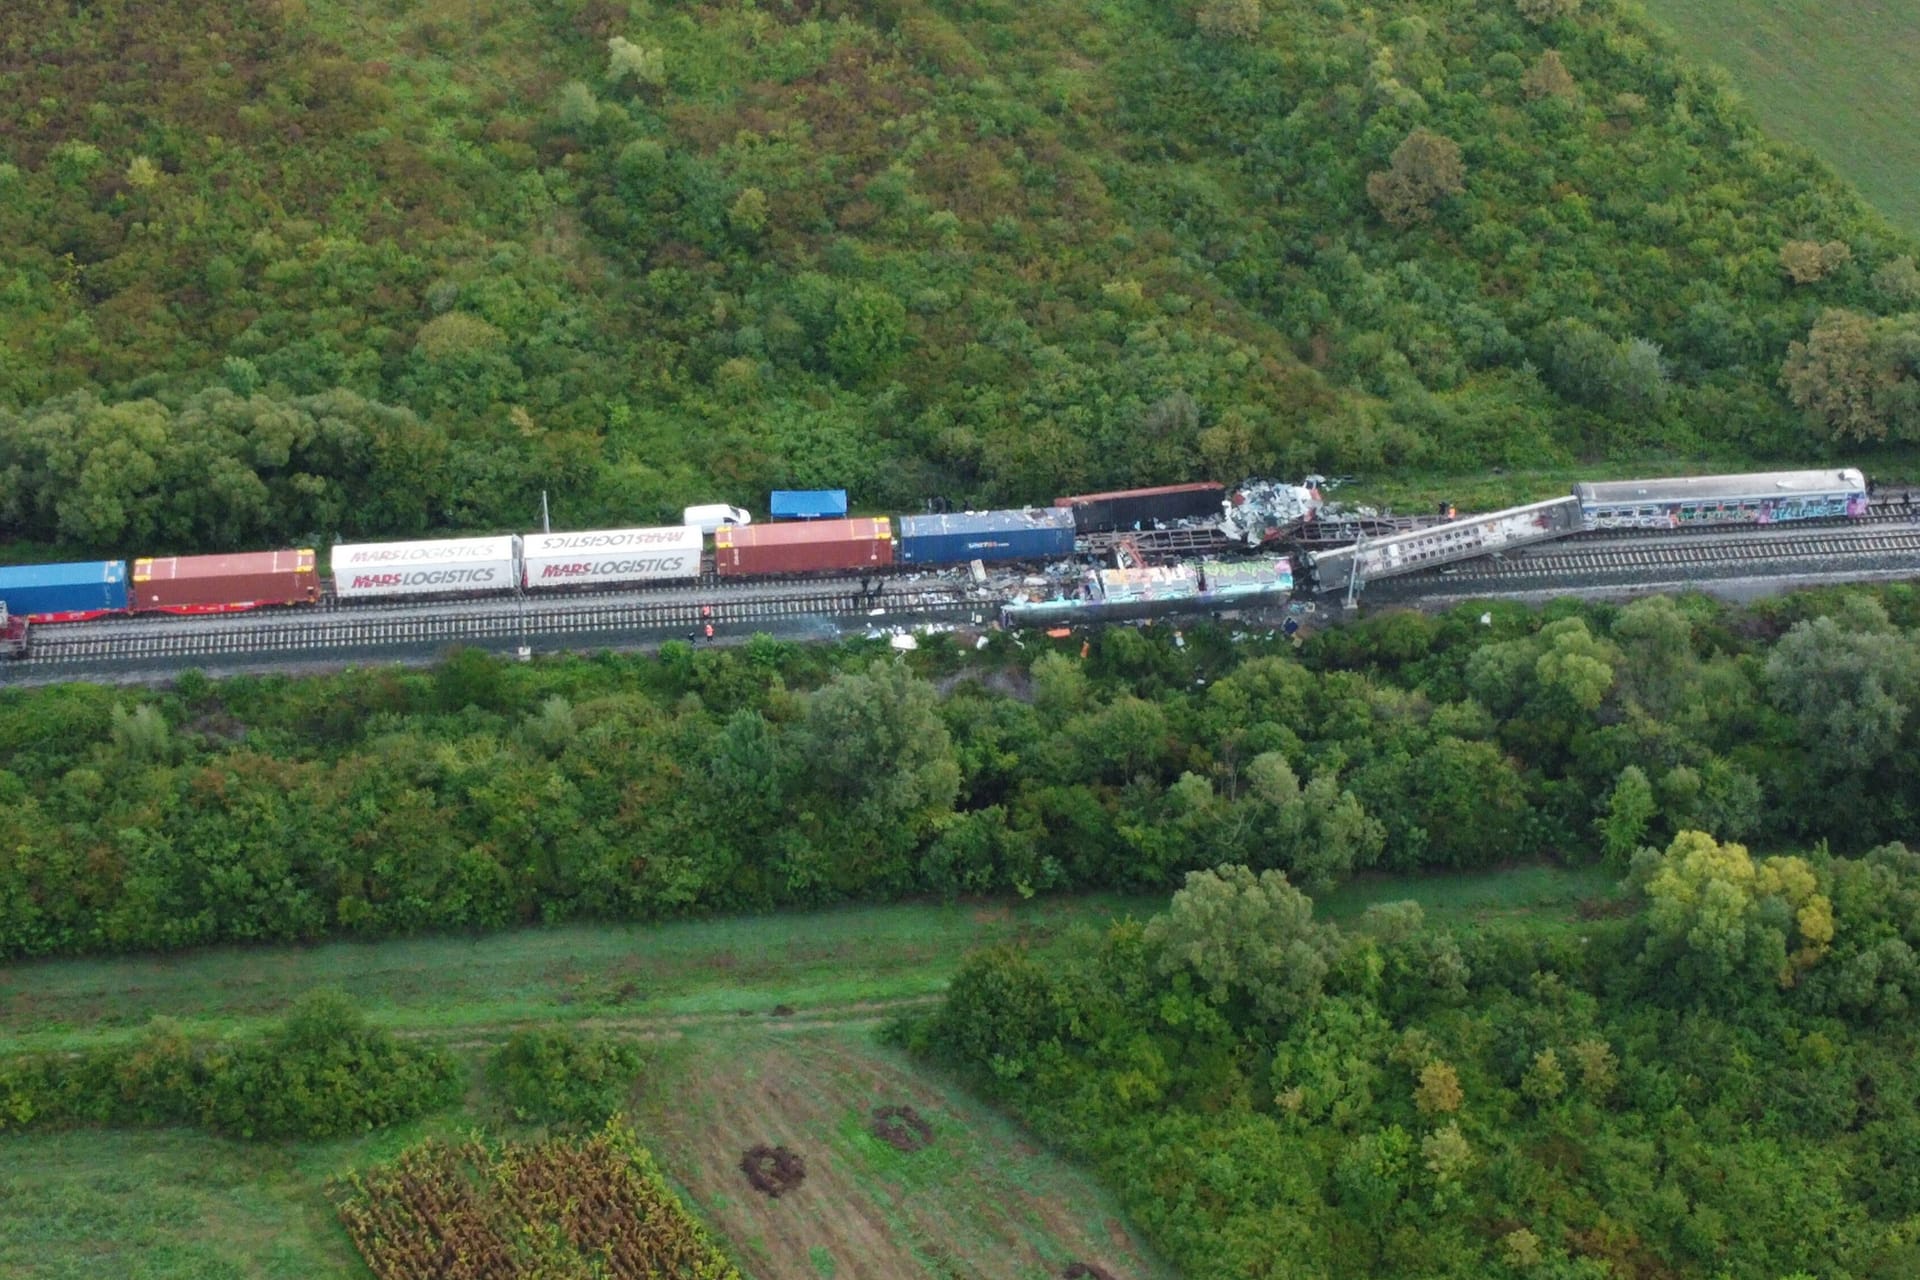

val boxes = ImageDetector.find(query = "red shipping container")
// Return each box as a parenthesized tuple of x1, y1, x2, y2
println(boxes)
(131, 549, 321, 613)
(713, 518, 894, 576)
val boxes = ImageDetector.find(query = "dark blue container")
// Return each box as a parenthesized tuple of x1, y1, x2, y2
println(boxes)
(0, 560, 129, 620)
(897, 509, 1077, 566)
(770, 489, 848, 519)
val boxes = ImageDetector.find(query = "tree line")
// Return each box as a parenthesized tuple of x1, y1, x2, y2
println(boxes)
(3, 584, 1919, 957)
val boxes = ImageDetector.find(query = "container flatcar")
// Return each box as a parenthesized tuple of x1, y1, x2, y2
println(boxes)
(1574, 468, 1868, 529)
(1052, 482, 1227, 534)
(332, 536, 520, 600)
(0, 560, 130, 622)
(713, 517, 893, 576)
(522, 526, 702, 590)
(896, 508, 1077, 566)
(131, 549, 320, 613)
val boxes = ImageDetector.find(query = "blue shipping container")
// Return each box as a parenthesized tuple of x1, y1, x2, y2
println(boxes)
(0, 560, 129, 620)
(770, 490, 848, 519)
(897, 508, 1077, 565)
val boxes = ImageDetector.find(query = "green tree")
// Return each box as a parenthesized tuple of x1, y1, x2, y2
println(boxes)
(1145, 865, 1335, 1026)
(1522, 50, 1577, 100)
(1630, 831, 1836, 995)
(1781, 309, 1920, 443)
(1779, 239, 1852, 285)
(1516, 0, 1579, 20)
(1598, 765, 1657, 866)
(1365, 129, 1466, 228)
(826, 286, 907, 383)
(606, 36, 665, 89)
(1196, 0, 1262, 42)
(1764, 609, 1920, 772)
(1420, 1122, 1474, 1211)
(791, 660, 960, 889)
(1414, 1059, 1464, 1114)
(1873, 256, 1920, 305)
(555, 81, 601, 129)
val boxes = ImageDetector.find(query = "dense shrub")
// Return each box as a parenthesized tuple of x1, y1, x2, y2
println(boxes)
(0, 989, 463, 1139)
(487, 1029, 643, 1126)
(915, 846, 1920, 1277)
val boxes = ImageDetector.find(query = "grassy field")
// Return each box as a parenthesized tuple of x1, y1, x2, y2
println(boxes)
(1638, 0, 1920, 237)
(0, 871, 1615, 1278)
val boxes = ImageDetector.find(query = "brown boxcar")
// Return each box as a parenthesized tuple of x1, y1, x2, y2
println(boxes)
(713, 518, 894, 576)
(131, 549, 321, 613)
(1051, 481, 1226, 534)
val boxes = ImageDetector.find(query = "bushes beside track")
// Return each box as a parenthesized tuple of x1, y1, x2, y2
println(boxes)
(0, 990, 462, 1139)
(3, 584, 1920, 957)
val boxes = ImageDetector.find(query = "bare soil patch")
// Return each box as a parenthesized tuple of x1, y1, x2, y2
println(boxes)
(1064, 1264, 1119, 1280)
(740, 1144, 807, 1198)
(869, 1105, 934, 1153)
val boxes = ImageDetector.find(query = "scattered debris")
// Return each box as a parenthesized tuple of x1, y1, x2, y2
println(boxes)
(740, 1145, 807, 1198)
(1219, 477, 1323, 547)
(869, 1105, 935, 1153)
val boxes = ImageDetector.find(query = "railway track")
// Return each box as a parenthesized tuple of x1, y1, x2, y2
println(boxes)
(1404, 526, 1920, 584)
(21, 580, 976, 668)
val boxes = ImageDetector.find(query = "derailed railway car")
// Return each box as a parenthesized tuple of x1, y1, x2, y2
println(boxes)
(522, 526, 701, 590)
(332, 536, 521, 600)
(1308, 496, 1583, 591)
(131, 550, 320, 613)
(1574, 468, 1868, 529)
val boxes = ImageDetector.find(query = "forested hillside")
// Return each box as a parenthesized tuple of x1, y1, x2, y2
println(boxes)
(2, 0, 1918, 551)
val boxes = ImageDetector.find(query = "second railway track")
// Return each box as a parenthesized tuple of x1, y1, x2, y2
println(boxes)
(22, 581, 976, 667)
(1405, 526, 1920, 584)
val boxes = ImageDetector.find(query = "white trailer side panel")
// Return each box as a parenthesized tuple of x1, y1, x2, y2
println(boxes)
(332, 536, 521, 599)
(521, 526, 702, 589)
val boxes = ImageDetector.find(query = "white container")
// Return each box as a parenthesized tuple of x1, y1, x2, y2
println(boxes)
(331, 536, 521, 599)
(522, 526, 702, 589)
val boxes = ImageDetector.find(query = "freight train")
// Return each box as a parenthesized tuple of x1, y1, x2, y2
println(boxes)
(0, 502, 1091, 630)
(0, 469, 1876, 656)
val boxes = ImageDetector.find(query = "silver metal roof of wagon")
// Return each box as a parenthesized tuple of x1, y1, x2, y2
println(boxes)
(1574, 469, 1864, 505)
